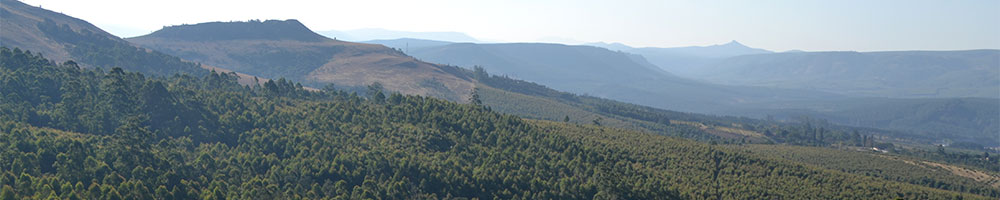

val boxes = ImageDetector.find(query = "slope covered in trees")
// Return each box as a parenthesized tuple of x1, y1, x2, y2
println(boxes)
(473, 66, 890, 146)
(1, 47, 990, 199)
(740, 145, 1000, 197)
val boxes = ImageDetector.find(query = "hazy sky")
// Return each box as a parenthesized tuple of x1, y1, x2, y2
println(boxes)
(20, 0, 1000, 51)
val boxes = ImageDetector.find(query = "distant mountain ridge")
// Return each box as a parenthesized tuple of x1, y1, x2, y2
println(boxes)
(363, 38, 454, 52)
(696, 50, 1000, 98)
(588, 41, 774, 76)
(597, 40, 774, 58)
(319, 28, 481, 43)
(402, 41, 842, 113)
(396, 39, 999, 145)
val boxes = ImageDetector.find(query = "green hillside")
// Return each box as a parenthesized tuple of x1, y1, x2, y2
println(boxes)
(731, 97, 1000, 146)
(739, 145, 1000, 197)
(2, 47, 990, 199)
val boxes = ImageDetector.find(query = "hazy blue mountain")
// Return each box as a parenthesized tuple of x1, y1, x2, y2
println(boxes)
(406, 42, 841, 113)
(406, 42, 999, 146)
(695, 50, 1000, 98)
(588, 41, 773, 76)
(362, 38, 454, 52)
(637, 40, 774, 58)
(318, 28, 481, 43)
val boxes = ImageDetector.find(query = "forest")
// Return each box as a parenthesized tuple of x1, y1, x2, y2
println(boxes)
(1, 47, 994, 199)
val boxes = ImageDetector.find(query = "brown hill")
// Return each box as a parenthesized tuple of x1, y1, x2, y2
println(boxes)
(0, 0, 120, 62)
(128, 20, 475, 101)
(1, 0, 205, 76)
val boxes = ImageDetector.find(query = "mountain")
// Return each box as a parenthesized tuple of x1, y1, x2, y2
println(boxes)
(362, 38, 454, 52)
(318, 28, 481, 43)
(589, 41, 773, 76)
(695, 50, 1000, 98)
(404, 41, 1000, 146)
(128, 20, 476, 101)
(405, 42, 839, 113)
(727, 97, 1000, 146)
(140, 19, 326, 42)
(639, 40, 773, 58)
(0, 0, 204, 76)
(2, 48, 993, 199)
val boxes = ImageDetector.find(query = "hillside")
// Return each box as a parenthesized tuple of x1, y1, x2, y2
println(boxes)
(588, 41, 773, 76)
(142, 19, 326, 42)
(469, 67, 1000, 149)
(406, 42, 838, 113)
(128, 20, 475, 101)
(407, 41, 999, 148)
(318, 28, 481, 43)
(0, 0, 204, 76)
(695, 50, 1000, 98)
(739, 145, 1000, 197)
(729, 97, 1000, 146)
(1, 46, 991, 199)
(363, 38, 454, 52)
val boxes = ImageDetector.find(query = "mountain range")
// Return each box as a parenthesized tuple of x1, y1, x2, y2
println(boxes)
(318, 28, 481, 43)
(366, 38, 999, 146)
(387, 40, 844, 113)
(694, 50, 1000, 98)
(588, 40, 774, 77)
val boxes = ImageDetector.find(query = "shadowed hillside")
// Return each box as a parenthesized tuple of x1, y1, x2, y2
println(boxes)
(406, 41, 841, 113)
(142, 19, 326, 42)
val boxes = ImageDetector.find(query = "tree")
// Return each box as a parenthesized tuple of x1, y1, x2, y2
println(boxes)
(1, 185, 14, 200)
(263, 80, 280, 97)
(592, 117, 602, 126)
(368, 82, 385, 103)
(469, 89, 482, 106)
(473, 66, 488, 81)
(563, 116, 570, 123)
(322, 83, 337, 94)
(105, 187, 123, 200)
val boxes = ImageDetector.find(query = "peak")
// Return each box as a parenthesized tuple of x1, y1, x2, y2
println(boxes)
(723, 40, 745, 47)
(140, 19, 327, 42)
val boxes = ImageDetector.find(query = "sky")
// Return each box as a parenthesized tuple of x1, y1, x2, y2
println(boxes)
(19, 0, 1000, 52)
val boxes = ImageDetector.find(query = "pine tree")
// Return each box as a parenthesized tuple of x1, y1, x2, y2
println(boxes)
(469, 88, 482, 106)
(1, 185, 15, 200)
